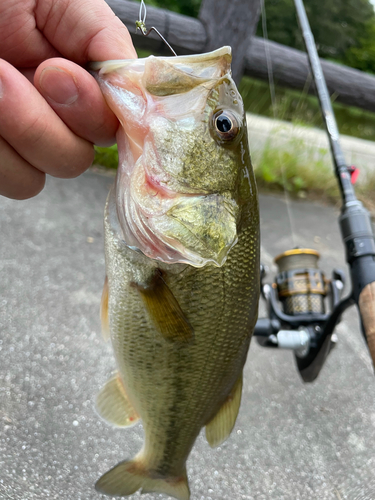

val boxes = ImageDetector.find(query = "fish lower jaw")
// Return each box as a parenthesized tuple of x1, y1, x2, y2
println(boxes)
(119, 215, 238, 268)
(123, 231, 236, 268)
(119, 176, 239, 266)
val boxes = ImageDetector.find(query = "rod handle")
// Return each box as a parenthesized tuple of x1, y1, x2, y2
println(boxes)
(358, 281, 375, 369)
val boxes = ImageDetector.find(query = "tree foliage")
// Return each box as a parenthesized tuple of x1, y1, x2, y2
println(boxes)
(257, 0, 375, 72)
(344, 20, 375, 73)
(258, 0, 375, 61)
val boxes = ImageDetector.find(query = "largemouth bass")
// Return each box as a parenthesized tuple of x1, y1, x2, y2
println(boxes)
(92, 47, 259, 500)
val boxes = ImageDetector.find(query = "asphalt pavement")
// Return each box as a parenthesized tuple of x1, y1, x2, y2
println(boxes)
(0, 171, 374, 500)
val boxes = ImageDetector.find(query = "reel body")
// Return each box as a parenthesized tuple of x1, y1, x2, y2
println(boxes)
(255, 248, 348, 382)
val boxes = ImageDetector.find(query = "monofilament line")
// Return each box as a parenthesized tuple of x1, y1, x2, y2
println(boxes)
(139, 0, 147, 26)
(260, 0, 298, 248)
(135, 0, 177, 56)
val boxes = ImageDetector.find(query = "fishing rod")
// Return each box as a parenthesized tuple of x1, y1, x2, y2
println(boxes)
(253, 0, 375, 381)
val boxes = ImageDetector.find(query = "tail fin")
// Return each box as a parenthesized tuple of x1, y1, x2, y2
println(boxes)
(95, 458, 190, 500)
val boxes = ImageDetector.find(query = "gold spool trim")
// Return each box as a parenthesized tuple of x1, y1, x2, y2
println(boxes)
(274, 248, 320, 264)
(278, 289, 326, 298)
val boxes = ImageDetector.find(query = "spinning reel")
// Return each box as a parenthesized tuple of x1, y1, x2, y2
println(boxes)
(254, 249, 347, 382)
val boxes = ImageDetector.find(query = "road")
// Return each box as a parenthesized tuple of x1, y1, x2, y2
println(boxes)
(0, 171, 374, 500)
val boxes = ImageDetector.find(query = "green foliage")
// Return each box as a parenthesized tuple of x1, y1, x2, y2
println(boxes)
(254, 135, 375, 213)
(258, 0, 375, 65)
(344, 20, 375, 73)
(254, 137, 339, 200)
(94, 145, 118, 170)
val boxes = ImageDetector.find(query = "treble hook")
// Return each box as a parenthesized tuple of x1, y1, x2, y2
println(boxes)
(135, 0, 178, 57)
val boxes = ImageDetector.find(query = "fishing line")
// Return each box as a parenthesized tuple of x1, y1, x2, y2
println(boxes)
(260, 0, 298, 248)
(136, 0, 178, 56)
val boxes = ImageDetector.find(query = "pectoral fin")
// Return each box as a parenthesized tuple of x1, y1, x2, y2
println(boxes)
(100, 276, 110, 341)
(96, 374, 139, 427)
(135, 270, 193, 343)
(205, 373, 243, 448)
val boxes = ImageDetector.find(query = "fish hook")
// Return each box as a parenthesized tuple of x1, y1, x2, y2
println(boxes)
(135, 0, 178, 57)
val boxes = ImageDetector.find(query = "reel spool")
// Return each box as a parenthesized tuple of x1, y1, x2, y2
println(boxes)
(274, 249, 328, 316)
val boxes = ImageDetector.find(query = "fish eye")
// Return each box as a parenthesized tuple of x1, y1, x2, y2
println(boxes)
(216, 114, 233, 133)
(212, 110, 240, 142)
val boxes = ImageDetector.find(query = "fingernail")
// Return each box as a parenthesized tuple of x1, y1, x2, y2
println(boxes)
(40, 67, 79, 105)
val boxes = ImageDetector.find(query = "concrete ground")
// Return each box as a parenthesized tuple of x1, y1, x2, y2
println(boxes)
(0, 171, 374, 500)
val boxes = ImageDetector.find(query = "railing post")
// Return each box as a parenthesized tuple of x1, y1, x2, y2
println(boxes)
(199, 0, 261, 84)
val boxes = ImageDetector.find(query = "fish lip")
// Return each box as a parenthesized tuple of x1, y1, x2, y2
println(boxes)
(89, 46, 232, 73)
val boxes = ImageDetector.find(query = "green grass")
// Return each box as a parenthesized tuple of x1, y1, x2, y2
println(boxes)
(254, 137, 339, 200)
(94, 144, 118, 170)
(253, 134, 375, 213)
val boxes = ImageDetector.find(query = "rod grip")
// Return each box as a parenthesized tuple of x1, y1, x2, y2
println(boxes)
(358, 281, 375, 368)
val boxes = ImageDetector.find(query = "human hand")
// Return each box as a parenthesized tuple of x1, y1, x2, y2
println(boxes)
(0, 0, 137, 199)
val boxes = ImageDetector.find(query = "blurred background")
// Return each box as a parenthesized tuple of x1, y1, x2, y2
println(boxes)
(95, 0, 375, 212)
(1, 2, 375, 499)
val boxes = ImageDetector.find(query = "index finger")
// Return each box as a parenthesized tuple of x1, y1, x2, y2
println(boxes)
(35, 0, 137, 63)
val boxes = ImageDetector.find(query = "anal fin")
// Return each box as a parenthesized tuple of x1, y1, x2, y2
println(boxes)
(135, 270, 193, 343)
(205, 372, 243, 448)
(96, 373, 139, 427)
(100, 276, 110, 341)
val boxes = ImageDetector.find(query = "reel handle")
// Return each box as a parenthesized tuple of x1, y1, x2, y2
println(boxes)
(358, 282, 375, 369)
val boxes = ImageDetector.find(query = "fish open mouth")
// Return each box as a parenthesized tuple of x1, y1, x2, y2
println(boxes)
(93, 47, 241, 267)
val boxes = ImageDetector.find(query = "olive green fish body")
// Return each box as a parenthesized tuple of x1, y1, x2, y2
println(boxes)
(93, 47, 260, 499)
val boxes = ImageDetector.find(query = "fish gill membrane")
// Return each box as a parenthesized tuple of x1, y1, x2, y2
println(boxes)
(91, 47, 260, 499)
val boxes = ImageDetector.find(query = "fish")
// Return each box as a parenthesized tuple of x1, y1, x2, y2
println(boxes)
(91, 46, 260, 500)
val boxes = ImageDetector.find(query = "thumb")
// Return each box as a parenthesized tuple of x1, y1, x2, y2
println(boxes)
(36, 0, 137, 64)
(35, 58, 119, 146)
